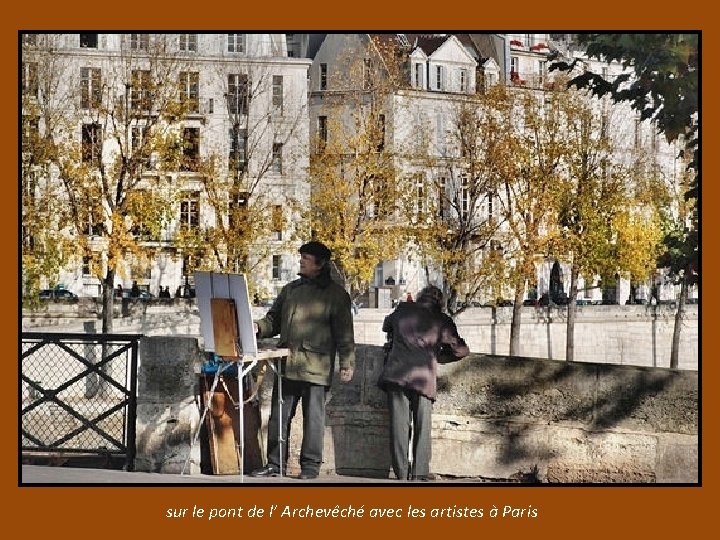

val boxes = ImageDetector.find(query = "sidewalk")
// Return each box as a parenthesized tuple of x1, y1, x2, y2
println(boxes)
(21, 465, 480, 485)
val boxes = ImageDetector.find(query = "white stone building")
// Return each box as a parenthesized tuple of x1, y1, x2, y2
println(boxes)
(307, 33, 691, 307)
(22, 33, 311, 301)
(22, 33, 693, 307)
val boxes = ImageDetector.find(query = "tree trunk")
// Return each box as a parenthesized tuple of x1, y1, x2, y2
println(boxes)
(670, 277, 688, 369)
(509, 286, 524, 357)
(102, 268, 116, 334)
(566, 263, 579, 362)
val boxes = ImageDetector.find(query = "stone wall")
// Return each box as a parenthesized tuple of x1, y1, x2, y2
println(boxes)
(23, 302, 699, 370)
(353, 304, 699, 370)
(133, 337, 698, 483)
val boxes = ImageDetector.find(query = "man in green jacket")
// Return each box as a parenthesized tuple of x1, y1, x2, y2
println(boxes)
(250, 241, 355, 479)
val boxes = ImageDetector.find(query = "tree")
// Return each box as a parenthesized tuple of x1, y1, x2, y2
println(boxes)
(172, 47, 308, 300)
(554, 93, 635, 362)
(551, 33, 698, 366)
(493, 84, 574, 356)
(406, 87, 509, 316)
(22, 34, 188, 332)
(306, 35, 408, 299)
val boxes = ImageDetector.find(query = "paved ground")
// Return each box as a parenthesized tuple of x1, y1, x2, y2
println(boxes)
(20, 465, 486, 485)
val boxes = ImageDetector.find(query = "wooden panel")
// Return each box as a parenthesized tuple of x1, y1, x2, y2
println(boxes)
(211, 298, 239, 358)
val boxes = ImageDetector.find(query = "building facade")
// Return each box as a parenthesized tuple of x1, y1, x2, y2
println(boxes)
(22, 33, 311, 301)
(306, 33, 691, 307)
(21, 33, 693, 307)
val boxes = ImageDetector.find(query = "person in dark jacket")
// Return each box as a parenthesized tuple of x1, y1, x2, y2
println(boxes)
(378, 285, 469, 481)
(250, 240, 355, 480)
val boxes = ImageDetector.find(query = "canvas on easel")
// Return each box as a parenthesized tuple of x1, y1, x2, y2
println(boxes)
(193, 272, 263, 475)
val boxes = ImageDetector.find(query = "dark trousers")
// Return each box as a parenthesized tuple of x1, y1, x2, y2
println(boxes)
(386, 385, 433, 480)
(265, 376, 327, 474)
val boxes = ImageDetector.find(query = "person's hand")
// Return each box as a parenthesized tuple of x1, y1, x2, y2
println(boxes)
(339, 367, 354, 383)
(253, 322, 259, 335)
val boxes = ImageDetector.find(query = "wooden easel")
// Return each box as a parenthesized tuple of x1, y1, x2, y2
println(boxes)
(182, 272, 288, 480)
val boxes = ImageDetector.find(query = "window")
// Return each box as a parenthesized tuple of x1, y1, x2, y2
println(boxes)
(130, 34, 149, 51)
(413, 62, 424, 88)
(227, 34, 245, 53)
(80, 67, 101, 109)
(461, 176, 470, 220)
(227, 74, 249, 115)
(179, 33, 197, 52)
(434, 65, 444, 91)
(459, 69, 468, 93)
(181, 128, 200, 172)
(22, 34, 37, 47)
(414, 174, 427, 215)
(363, 58, 372, 89)
(438, 176, 448, 220)
(319, 63, 327, 90)
(537, 60, 546, 87)
(83, 256, 92, 276)
(272, 205, 283, 240)
(22, 116, 39, 154)
(228, 127, 247, 173)
(486, 192, 497, 223)
(131, 127, 151, 168)
(182, 255, 196, 278)
(179, 71, 199, 113)
(651, 128, 660, 152)
(131, 70, 152, 112)
(286, 34, 297, 57)
(180, 192, 200, 228)
(80, 33, 98, 48)
(22, 224, 35, 250)
(318, 115, 327, 148)
(272, 143, 283, 173)
(84, 205, 103, 236)
(272, 255, 282, 279)
(22, 62, 38, 97)
(82, 123, 102, 166)
(272, 75, 283, 114)
(127, 189, 153, 239)
(510, 56, 519, 81)
(229, 191, 249, 230)
(376, 114, 385, 151)
(22, 168, 37, 200)
(634, 117, 642, 149)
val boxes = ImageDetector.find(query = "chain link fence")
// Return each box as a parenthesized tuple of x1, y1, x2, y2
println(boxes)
(21, 333, 140, 470)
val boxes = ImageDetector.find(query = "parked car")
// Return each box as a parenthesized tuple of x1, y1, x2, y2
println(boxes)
(39, 287, 78, 299)
(124, 290, 154, 300)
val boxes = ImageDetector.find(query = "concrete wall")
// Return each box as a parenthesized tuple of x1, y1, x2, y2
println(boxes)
(23, 302, 699, 370)
(134, 337, 698, 483)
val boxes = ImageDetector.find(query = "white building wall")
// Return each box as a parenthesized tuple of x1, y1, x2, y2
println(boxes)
(28, 33, 310, 298)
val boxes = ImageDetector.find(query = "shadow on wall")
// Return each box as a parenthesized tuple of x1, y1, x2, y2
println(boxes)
(437, 355, 698, 480)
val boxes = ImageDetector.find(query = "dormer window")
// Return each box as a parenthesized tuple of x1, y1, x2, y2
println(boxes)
(413, 62, 425, 89)
(459, 69, 468, 93)
(434, 65, 444, 91)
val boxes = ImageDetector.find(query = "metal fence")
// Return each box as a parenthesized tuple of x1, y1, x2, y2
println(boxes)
(21, 333, 141, 471)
